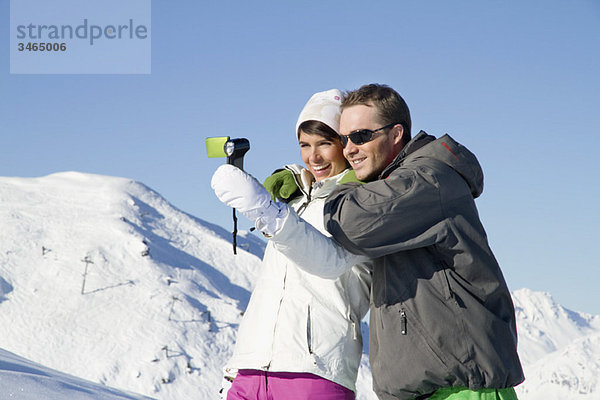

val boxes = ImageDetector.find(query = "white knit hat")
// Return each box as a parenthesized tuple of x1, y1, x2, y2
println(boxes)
(295, 89, 344, 136)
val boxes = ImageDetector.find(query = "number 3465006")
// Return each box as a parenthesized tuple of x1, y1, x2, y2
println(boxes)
(18, 42, 67, 51)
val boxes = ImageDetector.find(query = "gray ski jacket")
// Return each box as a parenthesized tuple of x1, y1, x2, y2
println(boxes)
(323, 131, 524, 399)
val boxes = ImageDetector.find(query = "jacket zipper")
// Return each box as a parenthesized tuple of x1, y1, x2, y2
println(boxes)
(266, 261, 288, 370)
(307, 305, 313, 354)
(400, 309, 407, 335)
(296, 192, 311, 216)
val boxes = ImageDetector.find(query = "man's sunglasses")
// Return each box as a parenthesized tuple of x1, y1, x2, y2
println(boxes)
(339, 122, 399, 147)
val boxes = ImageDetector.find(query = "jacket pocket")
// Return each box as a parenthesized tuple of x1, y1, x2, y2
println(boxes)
(372, 303, 453, 396)
(402, 307, 448, 367)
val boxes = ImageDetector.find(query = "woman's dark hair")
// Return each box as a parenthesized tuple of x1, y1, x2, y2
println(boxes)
(297, 120, 340, 141)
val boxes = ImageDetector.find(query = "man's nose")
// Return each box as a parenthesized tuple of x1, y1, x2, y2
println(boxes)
(344, 141, 358, 157)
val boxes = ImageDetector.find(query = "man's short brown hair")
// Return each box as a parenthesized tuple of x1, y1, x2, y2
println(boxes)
(342, 84, 412, 145)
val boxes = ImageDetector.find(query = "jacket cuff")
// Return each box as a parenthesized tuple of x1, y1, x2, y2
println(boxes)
(255, 202, 289, 237)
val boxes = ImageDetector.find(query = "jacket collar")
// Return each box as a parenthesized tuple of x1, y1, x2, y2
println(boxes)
(380, 131, 435, 179)
(284, 164, 352, 199)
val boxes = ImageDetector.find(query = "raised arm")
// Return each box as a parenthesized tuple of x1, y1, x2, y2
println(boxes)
(269, 209, 369, 279)
(324, 165, 448, 258)
(211, 164, 369, 279)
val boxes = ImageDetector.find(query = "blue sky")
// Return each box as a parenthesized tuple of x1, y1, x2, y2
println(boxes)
(2, 0, 599, 314)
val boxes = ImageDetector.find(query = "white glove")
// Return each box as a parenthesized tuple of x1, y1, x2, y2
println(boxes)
(211, 164, 289, 235)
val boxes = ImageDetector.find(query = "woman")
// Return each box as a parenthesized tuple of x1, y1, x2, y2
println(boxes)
(213, 89, 371, 400)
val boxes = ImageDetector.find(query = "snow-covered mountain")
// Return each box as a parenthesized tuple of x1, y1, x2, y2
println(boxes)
(0, 172, 266, 399)
(0, 172, 598, 399)
(512, 289, 600, 399)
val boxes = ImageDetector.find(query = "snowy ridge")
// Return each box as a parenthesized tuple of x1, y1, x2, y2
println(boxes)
(517, 333, 600, 400)
(512, 289, 600, 399)
(512, 288, 600, 364)
(0, 348, 152, 400)
(0, 172, 599, 399)
(0, 172, 264, 399)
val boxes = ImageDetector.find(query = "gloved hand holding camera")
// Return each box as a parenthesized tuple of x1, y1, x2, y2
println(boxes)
(211, 165, 288, 236)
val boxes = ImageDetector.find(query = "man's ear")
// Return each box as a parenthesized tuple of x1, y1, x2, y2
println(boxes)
(391, 124, 404, 146)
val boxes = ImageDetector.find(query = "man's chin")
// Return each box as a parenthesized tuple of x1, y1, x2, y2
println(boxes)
(354, 169, 378, 182)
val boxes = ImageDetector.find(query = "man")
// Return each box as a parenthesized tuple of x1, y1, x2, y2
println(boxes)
(320, 84, 524, 399)
(211, 84, 524, 400)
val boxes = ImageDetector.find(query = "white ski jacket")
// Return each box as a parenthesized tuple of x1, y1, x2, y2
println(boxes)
(225, 166, 372, 392)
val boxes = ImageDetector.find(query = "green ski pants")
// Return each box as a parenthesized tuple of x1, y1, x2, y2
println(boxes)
(426, 387, 518, 400)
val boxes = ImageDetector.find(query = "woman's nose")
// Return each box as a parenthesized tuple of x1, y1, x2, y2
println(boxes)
(310, 149, 322, 162)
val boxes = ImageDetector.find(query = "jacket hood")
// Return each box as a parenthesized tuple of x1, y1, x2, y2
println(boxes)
(382, 131, 484, 198)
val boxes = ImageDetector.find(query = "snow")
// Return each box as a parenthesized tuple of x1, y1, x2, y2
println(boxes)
(0, 172, 264, 399)
(512, 289, 600, 399)
(516, 333, 600, 399)
(0, 172, 598, 399)
(0, 348, 152, 400)
(512, 288, 600, 364)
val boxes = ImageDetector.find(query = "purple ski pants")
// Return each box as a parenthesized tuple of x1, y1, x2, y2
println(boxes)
(226, 369, 355, 400)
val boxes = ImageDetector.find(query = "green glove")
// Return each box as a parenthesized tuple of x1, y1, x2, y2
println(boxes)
(338, 169, 365, 185)
(263, 169, 300, 202)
